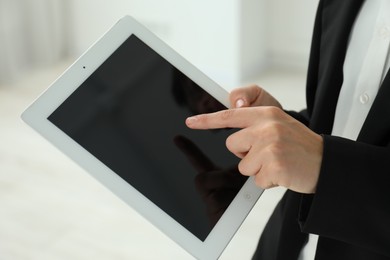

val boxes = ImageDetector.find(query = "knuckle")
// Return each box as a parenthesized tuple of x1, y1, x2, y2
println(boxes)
(220, 109, 235, 121)
(262, 122, 286, 141)
(262, 144, 285, 168)
(263, 106, 284, 118)
(271, 122, 285, 136)
(268, 142, 284, 156)
(249, 84, 262, 94)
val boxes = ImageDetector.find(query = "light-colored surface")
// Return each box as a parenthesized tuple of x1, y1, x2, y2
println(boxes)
(0, 60, 306, 259)
(67, 0, 318, 86)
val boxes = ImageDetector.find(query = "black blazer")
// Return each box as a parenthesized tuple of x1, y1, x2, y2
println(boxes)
(253, 0, 390, 259)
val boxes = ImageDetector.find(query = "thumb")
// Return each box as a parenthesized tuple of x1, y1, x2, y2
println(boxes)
(229, 85, 262, 108)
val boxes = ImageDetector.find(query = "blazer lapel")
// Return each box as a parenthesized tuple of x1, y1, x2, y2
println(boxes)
(308, 0, 364, 134)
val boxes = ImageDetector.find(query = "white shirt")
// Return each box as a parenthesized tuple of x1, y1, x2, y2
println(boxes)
(332, 0, 390, 140)
(299, 0, 390, 259)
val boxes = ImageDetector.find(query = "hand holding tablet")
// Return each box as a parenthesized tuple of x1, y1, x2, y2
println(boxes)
(22, 16, 264, 260)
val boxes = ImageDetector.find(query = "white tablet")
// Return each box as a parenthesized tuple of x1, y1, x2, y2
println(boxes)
(22, 16, 263, 260)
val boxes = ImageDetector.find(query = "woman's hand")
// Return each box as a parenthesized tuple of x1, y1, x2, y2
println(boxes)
(186, 107, 323, 194)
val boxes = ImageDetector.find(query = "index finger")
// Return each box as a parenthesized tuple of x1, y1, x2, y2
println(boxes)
(185, 108, 256, 130)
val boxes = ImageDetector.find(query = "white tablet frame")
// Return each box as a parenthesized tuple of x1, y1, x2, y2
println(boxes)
(21, 16, 264, 260)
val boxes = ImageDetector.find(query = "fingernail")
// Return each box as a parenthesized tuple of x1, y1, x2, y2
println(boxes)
(235, 99, 245, 108)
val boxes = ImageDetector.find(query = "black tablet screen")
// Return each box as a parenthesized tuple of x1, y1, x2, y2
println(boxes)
(48, 35, 247, 241)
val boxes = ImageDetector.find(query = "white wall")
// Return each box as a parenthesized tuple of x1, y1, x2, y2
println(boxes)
(239, 0, 267, 81)
(0, 0, 69, 84)
(68, 0, 240, 87)
(68, 0, 318, 87)
(265, 0, 319, 69)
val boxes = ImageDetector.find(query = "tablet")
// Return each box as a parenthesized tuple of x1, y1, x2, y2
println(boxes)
(22, 16, 264, 260)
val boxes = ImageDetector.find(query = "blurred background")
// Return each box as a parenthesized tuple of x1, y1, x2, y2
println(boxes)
(0, 0, 318, 259)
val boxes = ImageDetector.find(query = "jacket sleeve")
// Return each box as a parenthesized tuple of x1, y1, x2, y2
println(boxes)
(285, 109, 310, 126)
(298, 134, 390, 257)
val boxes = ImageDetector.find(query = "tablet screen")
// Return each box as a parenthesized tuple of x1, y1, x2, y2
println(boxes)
(48, 35, 247, 241)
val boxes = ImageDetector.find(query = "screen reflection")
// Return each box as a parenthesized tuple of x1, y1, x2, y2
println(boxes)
(48, 35, 247, 241)
(174, 135, 246, 227)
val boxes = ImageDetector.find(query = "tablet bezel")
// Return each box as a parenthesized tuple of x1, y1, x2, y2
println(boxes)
(21, 16, 264, 260)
